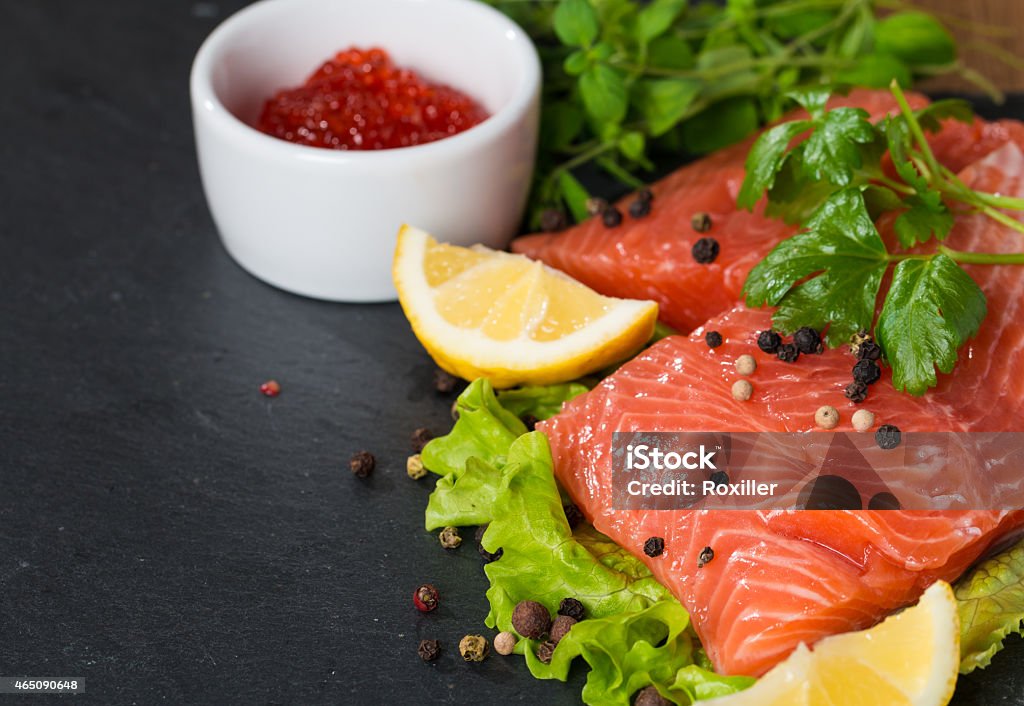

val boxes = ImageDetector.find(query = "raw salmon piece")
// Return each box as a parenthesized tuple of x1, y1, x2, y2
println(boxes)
(538, 144, 1024, 677)
(512, 90, 929, 333)
(927, 117, 1024, 173)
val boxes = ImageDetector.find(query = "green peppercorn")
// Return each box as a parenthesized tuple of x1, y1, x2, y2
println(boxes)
(458, 635, 489, 662)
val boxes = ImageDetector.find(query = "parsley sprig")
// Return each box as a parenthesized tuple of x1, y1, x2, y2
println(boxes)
(483, 0, 982, 228)
(740, 82, 1024, 395)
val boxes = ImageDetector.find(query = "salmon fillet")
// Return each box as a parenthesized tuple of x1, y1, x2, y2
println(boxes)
(513, 90, 1024, 334)
(538, 143, 1024, 676)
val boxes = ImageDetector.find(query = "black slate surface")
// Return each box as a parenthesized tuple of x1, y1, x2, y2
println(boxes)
(0, 0, 1021, 703)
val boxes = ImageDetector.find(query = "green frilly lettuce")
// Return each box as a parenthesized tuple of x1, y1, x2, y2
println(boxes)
(955, 537, 1024, 673)
(421, 379, 753, 705)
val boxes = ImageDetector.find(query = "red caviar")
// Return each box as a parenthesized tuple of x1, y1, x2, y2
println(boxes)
(256, 47, 489, 150)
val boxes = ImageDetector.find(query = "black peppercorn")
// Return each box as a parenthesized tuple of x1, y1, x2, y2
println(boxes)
(634, 685, 672, 706)
(418, 639, 441, 662)
(433, 368, 458, 394)
(550, 615, 577, 644)
(643, 536, 665, 557)
(876, 424, 902, 450)
(637, 188, 654, 204)
(705, 331, 724, 348)
(793, 326, 823, 354)
(602, 206, 623, 228)
(691, 212, 712, 233)
(844, 381, 868, 404)
(757, 330, 782, 353)
(709, 471, 729, 487)
(629, 197, 652, 219)
(512, 600, 552, 640)
(535, 640, 556, 664)
(691, 237, 719, 264)
(776, 343, 800, 363)
(558, 597, 586, 622)
(539, 208, 567, 233)
(853, 359, 881, 386)
(411, 427, 434, 452)
(563, 503, 584, 530)
(857, 340, 883, 361)
(349, 450, 375, 478)
(697, 546, 715, 568)
(475, 524, 503, 563)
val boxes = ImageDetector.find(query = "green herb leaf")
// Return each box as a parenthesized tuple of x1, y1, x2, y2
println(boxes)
(635, 0, 687, 44)
(564, 49, 590, 76)
(875, 11, 956, 67)
(835, 53, 912, 89)
(646, 35, 695, 70)
(579, 64, 629, 125)
(737, 119, 813, 209)
(744, 188, 888, 346)
(553, 0, 600, 48)
(636, 78, 702, 137)
(540, 101, 585, 151)
(801, 107, 877, 186)
(682, 97, 759, 153)
(762, 149, 840, 224)
(559, 170, 592, 223)
(893, 191, 954, 248)
(955, 538, 1024, 674)
(787, 89, 829, 120)
(619, 131, 646, 161)
(877, 254, 987, 395)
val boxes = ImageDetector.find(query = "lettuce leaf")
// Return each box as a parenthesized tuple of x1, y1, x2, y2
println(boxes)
(955, 538, 1024, 673)
(497, 382, 589, 421)
(422, 380, 752, 705)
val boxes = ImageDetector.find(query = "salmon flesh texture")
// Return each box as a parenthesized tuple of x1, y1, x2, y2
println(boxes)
(537, 142, 1024, 676)
(513, 90, 1024, 334)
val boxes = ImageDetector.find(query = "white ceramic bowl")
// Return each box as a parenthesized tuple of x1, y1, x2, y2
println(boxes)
(191, 0, 540, 301)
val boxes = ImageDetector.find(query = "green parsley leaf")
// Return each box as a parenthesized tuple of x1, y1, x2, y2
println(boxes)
(877, 254, 986, 395)
(579, 64, 628, 125)
(744, 187, 888, 346)
(737, 119, 813, 209)
(893, 191, 954, 248)
(916, 98, 974, 132)
(636, 78, 702, 137)
(553, 0, 599, 48)
(762, 149, 840, 224)
(787, 89, 829, 120)
(801, 107, 877, 186)
(883, 115, 930, 192)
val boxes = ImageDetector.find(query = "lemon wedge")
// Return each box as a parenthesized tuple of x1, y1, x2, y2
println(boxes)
(393, 225, 658, 388)
(705, 581, 960, 706)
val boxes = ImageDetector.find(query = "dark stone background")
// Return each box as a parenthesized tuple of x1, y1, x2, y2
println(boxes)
(0, 0, 1019, 703)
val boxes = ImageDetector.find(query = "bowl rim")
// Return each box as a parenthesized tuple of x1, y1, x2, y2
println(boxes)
(190, 0, 541, 164)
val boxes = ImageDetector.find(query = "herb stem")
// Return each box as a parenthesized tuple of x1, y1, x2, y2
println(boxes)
(890, 79, 942, 179)
(875, 175, 916, 195)
(938, 246, 1024, 265)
